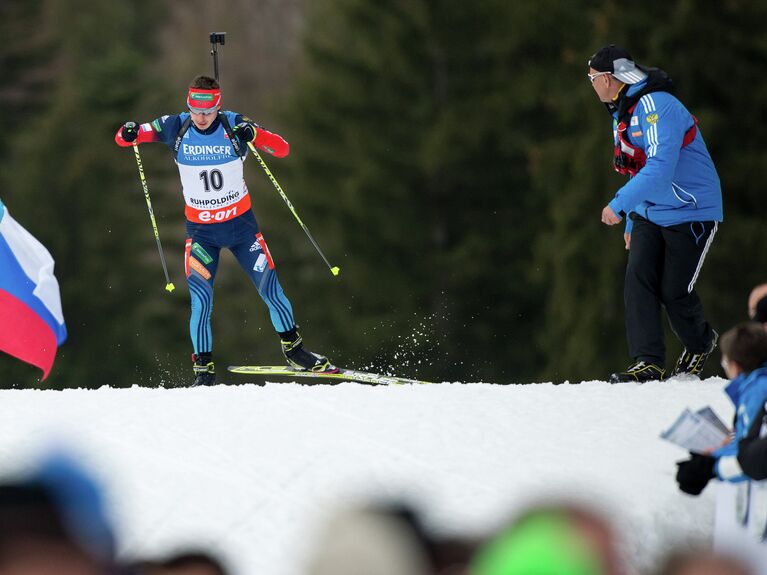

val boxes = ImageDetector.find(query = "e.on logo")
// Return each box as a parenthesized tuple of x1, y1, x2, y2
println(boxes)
(198, 206, 238, 222)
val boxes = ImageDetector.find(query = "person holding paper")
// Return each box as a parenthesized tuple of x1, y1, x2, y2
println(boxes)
(674, 322, 767, 575)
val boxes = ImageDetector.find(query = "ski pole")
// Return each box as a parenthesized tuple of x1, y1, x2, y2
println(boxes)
(247, 141, 340, 277)
(132, 143, 175, 292)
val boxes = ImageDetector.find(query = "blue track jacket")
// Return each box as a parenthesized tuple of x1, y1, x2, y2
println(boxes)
(714, 365, 767, 482)
(608, 81, 723, 233)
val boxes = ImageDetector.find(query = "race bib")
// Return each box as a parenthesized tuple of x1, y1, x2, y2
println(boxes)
(178, 159, 250, 223)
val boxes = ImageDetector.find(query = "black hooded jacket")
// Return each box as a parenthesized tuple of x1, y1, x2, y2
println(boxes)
(606, 67, 674, 124)
(738, 402, 767, 480)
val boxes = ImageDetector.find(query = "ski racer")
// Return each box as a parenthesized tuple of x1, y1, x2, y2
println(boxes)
(115, 75, 335, 385)
(588, 45, 723, 383)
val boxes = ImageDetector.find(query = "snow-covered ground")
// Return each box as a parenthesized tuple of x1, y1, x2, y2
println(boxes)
(0, 379, 734, 574)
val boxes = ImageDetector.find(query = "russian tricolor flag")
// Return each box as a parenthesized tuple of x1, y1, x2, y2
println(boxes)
(0, 199, 67, 379)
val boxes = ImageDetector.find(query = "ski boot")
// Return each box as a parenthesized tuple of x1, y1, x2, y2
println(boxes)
(279, 328, 337, 373)
(672, 330, 718, 378)
(609, 361, 665, 383)
(192, 352, 216, 386)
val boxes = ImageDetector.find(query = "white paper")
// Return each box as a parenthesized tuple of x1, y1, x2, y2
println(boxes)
(661, 406, 730, 453)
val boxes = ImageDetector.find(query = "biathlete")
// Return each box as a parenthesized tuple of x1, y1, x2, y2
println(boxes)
(115, 75, 335, 385)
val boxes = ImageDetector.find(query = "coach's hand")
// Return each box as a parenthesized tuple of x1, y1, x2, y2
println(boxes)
(601, 205, 622, 226)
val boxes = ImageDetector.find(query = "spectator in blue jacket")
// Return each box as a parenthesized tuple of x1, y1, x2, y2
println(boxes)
(675, 322, 767, 575)
(588, 45, 723, 383)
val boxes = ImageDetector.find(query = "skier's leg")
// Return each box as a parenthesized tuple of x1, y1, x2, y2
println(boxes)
(624, 216, 666, 365)
(232, 231, 295, 333)
(661, 221, 718, 375)
(184, 237, 220, 356)
(231, 229, 334, 371)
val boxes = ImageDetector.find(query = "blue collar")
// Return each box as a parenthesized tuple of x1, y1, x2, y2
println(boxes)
(625, 78, 649, 97)
(725, 364, 767, 404)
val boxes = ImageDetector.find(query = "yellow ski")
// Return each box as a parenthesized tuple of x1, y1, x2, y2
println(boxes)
(227, 365, 434, 386)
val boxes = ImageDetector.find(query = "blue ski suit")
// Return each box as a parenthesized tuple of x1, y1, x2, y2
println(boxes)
(120, 111, 295, 355)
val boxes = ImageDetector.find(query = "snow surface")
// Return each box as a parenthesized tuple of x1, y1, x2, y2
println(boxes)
(0, 378, 735, 575)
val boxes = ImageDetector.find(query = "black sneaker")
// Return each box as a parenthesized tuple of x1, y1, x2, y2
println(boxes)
(192, 352, 216, 386)
(672, 330, 718, 378)
(279, 329, 337, 373)
(610, 361, 665, 383)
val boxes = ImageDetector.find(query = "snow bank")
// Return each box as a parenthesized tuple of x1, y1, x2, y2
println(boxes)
(0, 379, 732, 574)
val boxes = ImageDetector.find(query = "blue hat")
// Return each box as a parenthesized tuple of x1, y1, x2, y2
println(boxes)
(0, 451, 115, 563)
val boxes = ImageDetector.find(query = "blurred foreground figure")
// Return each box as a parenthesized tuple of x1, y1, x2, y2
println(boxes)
(137, 551, 228, 575)
(471, 504, 623, 575)
(0, 453, 114, 575)
(656, 549, 752, 575)
(306, 502, 475, 575)
(306, 505, 430, 575)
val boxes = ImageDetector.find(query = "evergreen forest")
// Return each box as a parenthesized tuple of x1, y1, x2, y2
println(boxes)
(1, 0, 765, 387)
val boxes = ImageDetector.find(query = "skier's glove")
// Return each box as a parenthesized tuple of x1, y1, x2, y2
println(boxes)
(121, 121, 140, 143)
(675, 453, 716, 496)
(232, 121, 257, 147)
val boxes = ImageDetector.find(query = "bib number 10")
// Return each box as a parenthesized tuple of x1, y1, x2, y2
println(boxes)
(199, 169, 224, 192)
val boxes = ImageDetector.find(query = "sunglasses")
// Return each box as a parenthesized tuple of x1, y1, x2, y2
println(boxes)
(189, 107, 218, 116)
(587, 71, 611, 83)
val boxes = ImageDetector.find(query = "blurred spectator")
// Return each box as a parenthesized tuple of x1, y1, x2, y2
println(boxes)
(674, 322, 767, 575)
(0, 453, 115, 575)
(306, 502, 475, 575)
(121, 560, 160, 575)
(137, 551, 228, 575)
(471, 503, 623, 575)
(388, 504, 477, 575)
(306, 504, 431, 575)
(655, 549, 752, 575)
(748, 283, 767, 324)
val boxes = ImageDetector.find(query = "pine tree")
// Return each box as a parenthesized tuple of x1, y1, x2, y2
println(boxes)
(281, 0, 574, 381)
(535, 1, 767, 381)
(0, 0, 174, 388)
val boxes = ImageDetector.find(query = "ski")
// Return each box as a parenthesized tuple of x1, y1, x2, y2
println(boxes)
(227, 365, 434, 386)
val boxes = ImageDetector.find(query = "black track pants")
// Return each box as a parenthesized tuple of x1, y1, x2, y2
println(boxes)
(624, 215, 718, 365)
